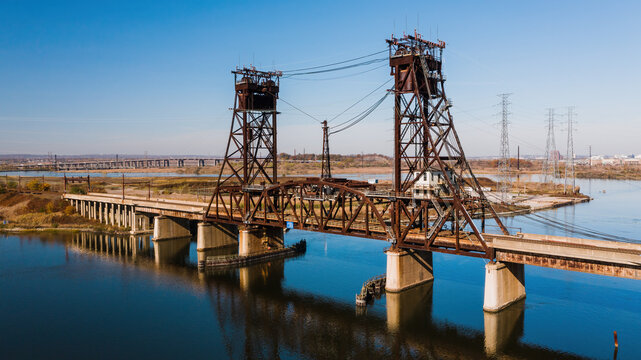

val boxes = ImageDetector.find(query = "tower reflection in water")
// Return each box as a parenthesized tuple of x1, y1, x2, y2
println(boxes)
(69, 232, 580, 359)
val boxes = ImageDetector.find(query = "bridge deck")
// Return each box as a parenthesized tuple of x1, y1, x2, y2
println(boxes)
(63, 193, 641, 280)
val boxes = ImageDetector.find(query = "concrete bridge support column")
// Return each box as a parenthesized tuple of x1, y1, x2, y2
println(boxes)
(110, 204, 116, 226)
(130, 213, 151, 234)
(153, 216, 191, 240)
(483, 261, 526, 312)
(116, 205, 122, 227)
(197, 222, 238, 251)
(385, 248, 433, 292)
(238, 226, 284, 257)
(123, 206, 130, 228)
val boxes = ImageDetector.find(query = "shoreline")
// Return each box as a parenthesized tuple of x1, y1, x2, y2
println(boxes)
(0, 226, 137, 235)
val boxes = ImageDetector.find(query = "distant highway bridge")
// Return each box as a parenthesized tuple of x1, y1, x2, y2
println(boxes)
(19, 157, 223, 171)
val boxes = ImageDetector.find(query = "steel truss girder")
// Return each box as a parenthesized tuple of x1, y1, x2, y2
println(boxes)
(205, 179, 492, 257)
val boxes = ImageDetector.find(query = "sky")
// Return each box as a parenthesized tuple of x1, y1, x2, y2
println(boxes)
(1, 0, 640, 157)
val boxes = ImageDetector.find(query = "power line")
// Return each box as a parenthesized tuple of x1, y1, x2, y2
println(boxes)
(284, 63, 388, 81)
(330, 91, 391, 135)
(276, 95, 322, 124)
(328, 79, 392, 123)
(283, 58, 386, 77)
(280, 49, 387, 73)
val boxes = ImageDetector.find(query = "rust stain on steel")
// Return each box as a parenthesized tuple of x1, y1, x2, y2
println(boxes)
(496, 251, 641, 280)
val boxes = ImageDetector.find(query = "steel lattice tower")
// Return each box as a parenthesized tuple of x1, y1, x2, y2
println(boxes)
(498, 93, 512, 203)
(543, 108, 558, 183)
(387, 31, 508, 252)
(564, 107, 576, 194)
(321, 120, 331, 179)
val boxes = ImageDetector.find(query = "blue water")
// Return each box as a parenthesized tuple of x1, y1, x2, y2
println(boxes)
(1, 177, 640, 359)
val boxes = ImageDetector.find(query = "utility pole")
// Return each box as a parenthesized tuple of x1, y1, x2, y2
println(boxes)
(543, 108, 558, 184)
(564, 107, 576, 194)
(321, 120, 331, 179)
(589, 145, 592, 168)
(498, 93, 512, 203)
(517, 145, 520, 171)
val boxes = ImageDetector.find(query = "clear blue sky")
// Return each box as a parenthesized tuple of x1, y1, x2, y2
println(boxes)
(1, 0, 640, 157)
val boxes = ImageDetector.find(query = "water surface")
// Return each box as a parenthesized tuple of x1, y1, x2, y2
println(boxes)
(1, 177, 640, 359)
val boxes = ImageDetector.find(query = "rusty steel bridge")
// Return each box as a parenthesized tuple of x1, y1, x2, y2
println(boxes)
(64, 33, 641, 312)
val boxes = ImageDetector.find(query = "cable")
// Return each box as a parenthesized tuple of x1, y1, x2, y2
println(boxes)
(328, 79, 392, 123)
(330, 92, 391, 135)
(283, 58, 387, 77)
(281, 49, 387, 73)
(524, 212, 639, 242)
(285, 63, 388, 81)
(497, 200, 640, 242)
(276, 95, 322, 124)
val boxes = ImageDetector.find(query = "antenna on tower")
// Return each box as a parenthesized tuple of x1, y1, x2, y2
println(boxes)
(321, 120, 331, 179)
(543, 108, 558, 184)
(564, 107, 576, 194)
(497, 93, 512, 203)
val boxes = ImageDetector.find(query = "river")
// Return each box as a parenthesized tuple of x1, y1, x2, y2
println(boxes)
(1, 177, 640, 359)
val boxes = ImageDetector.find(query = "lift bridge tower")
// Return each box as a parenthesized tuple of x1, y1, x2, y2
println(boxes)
(387, 32, 508, 250)
(210, 67, 282, 212)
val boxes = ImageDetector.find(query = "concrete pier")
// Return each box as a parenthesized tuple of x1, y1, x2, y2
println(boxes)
(196, 222, 238, 251)
(153, 216, 191, 240)
(385, 248, 433, 292)
(238, 226, 284, 257)
(483, 261, 525, 312)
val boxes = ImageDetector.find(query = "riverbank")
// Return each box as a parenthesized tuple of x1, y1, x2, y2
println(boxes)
(0, 190, 128, 234)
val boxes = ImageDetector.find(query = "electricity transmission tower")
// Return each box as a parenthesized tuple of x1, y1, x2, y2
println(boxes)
(564, 107, 576, 194)
(498, 93, 512, 203)
(543, 108, 558, 183)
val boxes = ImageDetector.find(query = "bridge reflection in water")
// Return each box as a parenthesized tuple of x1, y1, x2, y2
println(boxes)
(68, 232, 584, 359)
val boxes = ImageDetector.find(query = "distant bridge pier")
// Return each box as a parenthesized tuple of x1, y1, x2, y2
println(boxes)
(483, 261, 526, 312)
(153, 216, 191, 240)
(385, 248, 434, 292)
(238, 226, 284, 257)
(196, 222, 238, 251)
